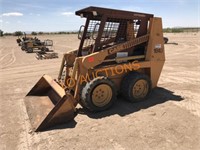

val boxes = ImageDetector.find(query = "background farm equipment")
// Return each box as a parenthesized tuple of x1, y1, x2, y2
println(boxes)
(36, 51, 58, 60)
(22, 38, 53, 53)
(16, 32, 53, 53)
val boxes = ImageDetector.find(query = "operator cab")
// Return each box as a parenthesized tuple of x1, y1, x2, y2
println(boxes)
(76, 6, 153, 60)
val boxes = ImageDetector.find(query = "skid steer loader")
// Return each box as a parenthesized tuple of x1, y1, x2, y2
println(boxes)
(24, 6, 165, 131)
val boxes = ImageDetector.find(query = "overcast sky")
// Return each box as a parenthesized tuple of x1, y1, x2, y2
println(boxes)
(0, 0, 199, 32)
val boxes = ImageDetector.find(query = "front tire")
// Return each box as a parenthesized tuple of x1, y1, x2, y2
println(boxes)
(121, 72, 152, 102)
(81, 76, 116, 112)
(27, 47, 33, 53)
(21, 46, 25, 51)
(21, 44, 26, 51)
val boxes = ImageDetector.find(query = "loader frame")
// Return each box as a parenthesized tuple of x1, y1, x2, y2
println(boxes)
(59, 6, 165, 102)
(25, 6, 165, 131)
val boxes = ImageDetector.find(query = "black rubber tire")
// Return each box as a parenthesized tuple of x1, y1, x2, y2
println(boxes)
(45, 48, 49, 52)
(41, 47, 49, 52)
(41, 47, 45, 51)
(121, 72, 152, 102)
(164, 37, 168, 44)
(81, 76, 116, 112)
(16, 38, 21, 44)
(27, 47, 33, 53)
(21, 43, 26, 51)
(21, 46, 25, 51)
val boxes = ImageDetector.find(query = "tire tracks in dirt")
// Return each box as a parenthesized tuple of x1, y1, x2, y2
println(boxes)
(163, 41, 200, 118)
(17, 99, 32, 150)
(0, 53, 12, 62)
(1, 33, 200, 150)
(172, 93, 200, 118)
(0, 64, 59, 82)
(0, 46, 16, 69)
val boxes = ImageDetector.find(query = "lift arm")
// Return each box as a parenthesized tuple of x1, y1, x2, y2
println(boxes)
(81, 34, 149, 69)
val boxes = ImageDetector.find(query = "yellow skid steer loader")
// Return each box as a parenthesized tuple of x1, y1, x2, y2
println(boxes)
(24, 6, 165, 131)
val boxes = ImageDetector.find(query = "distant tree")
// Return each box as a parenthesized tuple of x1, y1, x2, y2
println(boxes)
(171, 28, 183, 33)
(4, 32, 13, 36)
(0, 30, 3, 36)
(163, 28, 172, 33)
(31, 31, 37, 35)
(14, 31, 23, 36)
(58, 31, 68, 34)
(38, 32, 43, 35)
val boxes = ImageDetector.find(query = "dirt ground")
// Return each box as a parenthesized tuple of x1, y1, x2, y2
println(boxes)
(0, 33, 200, 150)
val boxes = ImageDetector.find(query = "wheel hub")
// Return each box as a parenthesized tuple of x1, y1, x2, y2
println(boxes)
(92, 84, 112, 107)
(132, 79, 148, 98)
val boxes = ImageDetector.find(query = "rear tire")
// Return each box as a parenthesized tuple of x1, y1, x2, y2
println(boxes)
(121, 72, 151, 102)
(81, 76, 116, 112)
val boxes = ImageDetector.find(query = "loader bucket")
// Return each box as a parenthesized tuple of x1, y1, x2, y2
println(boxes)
(24, 75, 76, 131)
